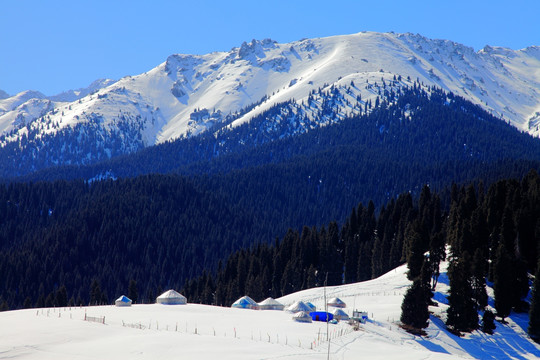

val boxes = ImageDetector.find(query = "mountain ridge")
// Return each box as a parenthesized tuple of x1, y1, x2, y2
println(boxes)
(0, 31, 539, 177)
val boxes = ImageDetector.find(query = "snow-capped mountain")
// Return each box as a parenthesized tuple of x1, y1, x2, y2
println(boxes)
(1, 32, 539, 174)
(47, 78, 117, 102)
(0, 79, 116, 138)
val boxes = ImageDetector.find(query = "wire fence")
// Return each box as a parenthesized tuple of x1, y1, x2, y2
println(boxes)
(34, 306, 359, 351)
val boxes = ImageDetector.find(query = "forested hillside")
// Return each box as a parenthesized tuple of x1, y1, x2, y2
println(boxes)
(0, 176, 264, 309)
(3, 88, 540, 312)
(183, 171, 540, 340)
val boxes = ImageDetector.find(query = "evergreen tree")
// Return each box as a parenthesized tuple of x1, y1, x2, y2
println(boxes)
(56, 285, 68, 308)
(90, 279, 102, 306)
(471, 248, 488, 310)
(528, 261, 540, 342)
(400, 278, 430, 331)
(446, 251, 478, 333)
(128, 279, 138, 304)
(493, 242, 514, 321)
(482, 310, 496, 335)
(405, 220, 424, 281)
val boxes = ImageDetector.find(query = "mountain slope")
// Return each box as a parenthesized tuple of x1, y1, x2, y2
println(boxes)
(0, 32, 538, 177)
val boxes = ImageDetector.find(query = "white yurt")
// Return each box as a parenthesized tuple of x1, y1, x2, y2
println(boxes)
(258, 297, 285, 311)
(327, 297, 346, 308)
(286, 300, 312, 313)
(156, 289, 187, 305)
(332, 308, 350, 321)
(231, 295, 259, 309)
(292, 311, 313, 323)
(115, 295, 132, 307)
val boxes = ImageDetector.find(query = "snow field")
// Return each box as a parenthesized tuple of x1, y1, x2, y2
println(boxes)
(2, 262, 540, 359)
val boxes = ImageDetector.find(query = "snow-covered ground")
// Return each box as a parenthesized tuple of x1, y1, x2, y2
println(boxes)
(1, 263, 539, 359)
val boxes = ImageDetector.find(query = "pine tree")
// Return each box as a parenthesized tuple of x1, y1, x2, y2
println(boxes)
(446, 251, 478, 333)
(128, 279, 138, 304)
(528, 261, 540, 342)
(401, 256, 431, 332)
(471, 248, 488, 310)
(90, 279, 102, 306)
(400, 278, 430, 331)
(493, 242, 514, 321)
(56, 285, 68, 307)
(482, 310, 496, 335)
(405, 220, 424, 281)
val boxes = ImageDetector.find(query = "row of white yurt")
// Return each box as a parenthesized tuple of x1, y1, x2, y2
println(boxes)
(114, 289, 187, 307)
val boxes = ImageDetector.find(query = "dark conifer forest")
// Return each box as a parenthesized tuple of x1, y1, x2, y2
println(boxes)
(2, 86, 540, 339)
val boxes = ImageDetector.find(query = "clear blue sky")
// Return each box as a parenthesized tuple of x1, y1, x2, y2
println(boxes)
(1, 0, 538, 96)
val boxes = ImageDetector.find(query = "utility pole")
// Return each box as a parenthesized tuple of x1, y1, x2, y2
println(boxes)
(325, 272, 330, 360)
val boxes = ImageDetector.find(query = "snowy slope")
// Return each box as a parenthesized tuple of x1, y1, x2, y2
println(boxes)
(0, 32, 539, 164)
(1, 262, 539, 360)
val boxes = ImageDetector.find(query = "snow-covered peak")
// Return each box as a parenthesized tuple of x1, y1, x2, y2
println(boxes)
(0, 32, 539, 169)
(48, 78, 117, 102)
(0, 90, 46, 114)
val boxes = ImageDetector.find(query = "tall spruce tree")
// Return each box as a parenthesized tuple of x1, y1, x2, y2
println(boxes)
(528, 261, 540, 342)
(493, 242, 514, 321)
(401, 256, 431, 331)
(446, 251, 478, 333)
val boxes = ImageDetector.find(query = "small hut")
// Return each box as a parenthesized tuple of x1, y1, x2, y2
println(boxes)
(231, 295, 258, 309)
(292, 311, 312, 323)
(286, 301, 312, 313)
(156, 290, 187, 305)
(327, 297, 346, 308)
(332, 308, 350, 321)
(115, 295, 132, 307)
(258, 297, 284, 311)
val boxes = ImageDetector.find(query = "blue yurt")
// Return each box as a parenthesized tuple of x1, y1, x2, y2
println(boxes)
(115, 295, 132, 307)
(231, 295, 258, 309)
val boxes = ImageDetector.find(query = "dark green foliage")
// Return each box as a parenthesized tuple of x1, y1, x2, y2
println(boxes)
(493, 243, 514, 320)
(56, 286, 68, 308)
(128, 280, 138, 304)
(0, 175, 269, 309)
(401, 278, 430, 330)
(482, 310, 496, 335)
(405, 220, 424, 281)
(446, 251, 479, 333)
(471, 249, 488, 310)
(529, 262, 540, 342)
(401, 256, 432, 331)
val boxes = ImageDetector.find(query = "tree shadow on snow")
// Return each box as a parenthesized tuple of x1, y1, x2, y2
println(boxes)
(422, 316, 540, 360)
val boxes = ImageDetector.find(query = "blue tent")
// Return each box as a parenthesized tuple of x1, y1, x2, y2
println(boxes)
(115, 295, 132, 307)
(231, 295, 258, 309)
(311, 311, 333, 322)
